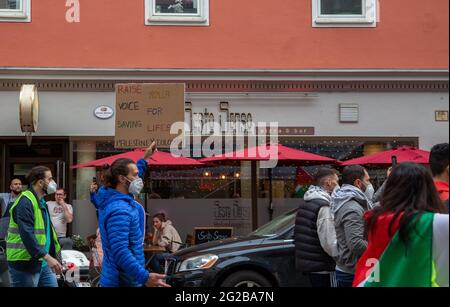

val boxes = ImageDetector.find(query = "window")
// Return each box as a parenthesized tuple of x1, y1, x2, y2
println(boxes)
(0, 0, 30, 22)
(312, 0, 377, 27)
(145, 0, 209, 26)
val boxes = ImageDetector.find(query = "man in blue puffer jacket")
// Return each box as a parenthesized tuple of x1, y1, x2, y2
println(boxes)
(91, 145, 169, 287)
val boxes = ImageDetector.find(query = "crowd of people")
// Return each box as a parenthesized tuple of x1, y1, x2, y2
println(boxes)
(0, 141, 448, 288)
(0, 141, 184, 287)
(295, 143, 449, 287)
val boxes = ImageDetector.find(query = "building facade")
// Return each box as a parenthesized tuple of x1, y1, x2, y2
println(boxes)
(0, 0, 448, 239)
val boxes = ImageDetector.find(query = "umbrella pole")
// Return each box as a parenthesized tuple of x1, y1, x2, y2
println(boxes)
(251, 161, 258, 231)
(144, 166, 151, 232)
(268, 168, 274, 221)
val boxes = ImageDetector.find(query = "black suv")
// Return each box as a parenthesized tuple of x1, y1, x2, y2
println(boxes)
(166, 209, 310, 287)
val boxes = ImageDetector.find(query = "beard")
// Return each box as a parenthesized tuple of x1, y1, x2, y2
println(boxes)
(12, 190, 21, 196)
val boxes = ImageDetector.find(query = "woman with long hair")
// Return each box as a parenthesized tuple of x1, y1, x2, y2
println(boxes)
(354, 163, 448, 287)
(150, 213, 182, 273)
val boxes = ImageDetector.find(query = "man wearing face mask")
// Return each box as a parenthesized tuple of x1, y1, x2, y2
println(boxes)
(6, 166, 62, 287)
(295, 168, 340, 287)
(96, 156, 169, 287)
(331, 165, 373, 287)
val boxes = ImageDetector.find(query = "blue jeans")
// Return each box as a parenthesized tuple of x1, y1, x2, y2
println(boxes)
(9, 265, 58, 287)
(308, 272, 337, 288)
(149, 253, 171, 274)
(335, 270, 355, 288)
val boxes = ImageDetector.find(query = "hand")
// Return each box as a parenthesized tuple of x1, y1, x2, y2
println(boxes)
(144, 141, 158, 160)
(44, 254, 63, 275)
(145, 273, 171, 288)
(90, 182, 98, 193)
(387, 167, 393, 178)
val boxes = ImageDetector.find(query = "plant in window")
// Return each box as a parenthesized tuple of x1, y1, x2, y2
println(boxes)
(168, 0, 184, 13)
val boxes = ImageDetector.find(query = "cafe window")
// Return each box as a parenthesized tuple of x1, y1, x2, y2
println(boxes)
(312, 0, 377, 27)
(0, 0, 30, 22)
(145, 0, 209, 26)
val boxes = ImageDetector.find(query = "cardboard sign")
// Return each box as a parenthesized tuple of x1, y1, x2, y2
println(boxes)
(194, 227, 234, 245)
(115, 83, 185, 149)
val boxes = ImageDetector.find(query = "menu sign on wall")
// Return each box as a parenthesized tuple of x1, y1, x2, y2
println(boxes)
(115, 83, 185, 149)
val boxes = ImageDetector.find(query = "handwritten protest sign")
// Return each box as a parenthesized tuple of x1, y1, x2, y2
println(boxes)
(115, 83, 185, 149)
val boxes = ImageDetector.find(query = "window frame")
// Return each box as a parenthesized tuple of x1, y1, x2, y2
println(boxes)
(0, 0, 31, 22)
(145, 0, 209, 26)
(312, 0, 377, 28)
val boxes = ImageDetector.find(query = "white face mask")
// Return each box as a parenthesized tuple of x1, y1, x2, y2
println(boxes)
(45, 180, 58, 195)
(332, 184, 341, 195)
(365, 183, 375, 200)
(127, 178, 144, 196)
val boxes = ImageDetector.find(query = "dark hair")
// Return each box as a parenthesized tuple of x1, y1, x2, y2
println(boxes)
(153, 213, 166, 222)
(56, 188, 66, 194)
(342, 165, 367, 186)
(366, 163, 447, 246)
(314, 168, 340, 187)
(10, 178, 22, 185)
(26, 166, 51, 185)
(429, 143, 449, 177)
(102, 158, 135, 188)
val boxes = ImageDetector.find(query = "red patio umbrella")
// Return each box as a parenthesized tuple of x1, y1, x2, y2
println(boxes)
(200, 143, 336, 227)
(71, 149, 203, 214)
(200, 143, 337, 165)
(71, 149, 203, 169)
(341, 146, 430, 166)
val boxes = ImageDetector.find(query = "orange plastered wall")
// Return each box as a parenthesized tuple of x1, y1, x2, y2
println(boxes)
(0, 0, 448, 69)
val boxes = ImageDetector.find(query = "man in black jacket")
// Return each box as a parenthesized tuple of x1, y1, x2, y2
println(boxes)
(295, 168, 340, 287)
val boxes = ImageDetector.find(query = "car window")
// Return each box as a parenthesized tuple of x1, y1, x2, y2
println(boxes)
(251, 210, 297, 237)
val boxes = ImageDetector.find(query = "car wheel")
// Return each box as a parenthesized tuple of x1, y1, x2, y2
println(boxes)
(220, 271, 273, 288)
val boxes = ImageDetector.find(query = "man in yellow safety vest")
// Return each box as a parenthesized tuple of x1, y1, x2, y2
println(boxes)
(6, 166, 63, 287)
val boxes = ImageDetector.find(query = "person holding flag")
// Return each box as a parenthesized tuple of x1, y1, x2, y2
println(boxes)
(353, 163, 449, 287)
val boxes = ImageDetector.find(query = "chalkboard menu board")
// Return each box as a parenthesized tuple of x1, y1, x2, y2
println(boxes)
(194, 227, 234, 245)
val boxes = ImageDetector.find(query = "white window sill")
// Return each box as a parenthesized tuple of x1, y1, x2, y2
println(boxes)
(0, 10, 30, 22)
(146, 16, 209, 26)
(313, 17, 376, 27)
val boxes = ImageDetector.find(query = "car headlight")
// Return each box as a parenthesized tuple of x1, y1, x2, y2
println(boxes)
(178, 254, 219, 272)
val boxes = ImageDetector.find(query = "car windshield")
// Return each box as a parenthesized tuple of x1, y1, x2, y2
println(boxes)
(250, 210, 297, 237)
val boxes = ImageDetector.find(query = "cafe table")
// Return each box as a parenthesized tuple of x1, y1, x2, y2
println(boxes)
(143, 245, 167, 270)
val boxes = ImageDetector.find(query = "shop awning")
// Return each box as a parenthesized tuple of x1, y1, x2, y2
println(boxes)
(340, 146, 430, 166)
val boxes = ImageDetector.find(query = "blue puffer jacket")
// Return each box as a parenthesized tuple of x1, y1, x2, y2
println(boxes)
(96, 187, 149, 287)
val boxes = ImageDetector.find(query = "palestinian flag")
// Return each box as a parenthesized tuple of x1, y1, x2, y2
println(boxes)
(354, 211, 449, 287)
(293, 167, 313, 198)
